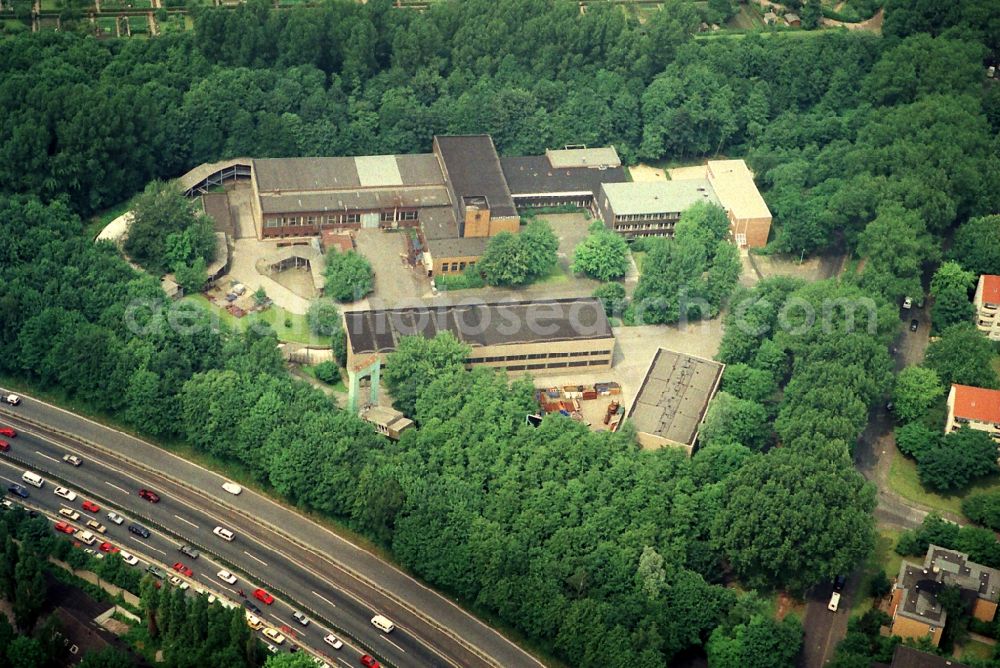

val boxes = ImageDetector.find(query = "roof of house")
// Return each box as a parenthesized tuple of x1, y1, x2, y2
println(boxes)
(626, 348, 725, 447)
(321, 231, 354, 254)
(980, 275, 1000, 305)
(785, 12, 800, 21)
(420, 205, 461, 241)
(706, 159, 772, 221)
(951, 384, 1000, 424)
(345, 298, 613, 356)
(434, 135, 518, 219)
(253, 154, 444, 193)
(600, 180, 720, 216)
(891, 646, 967, 668)
(425, 235, 490, 260)
(360, 405, 415, 433)
(500, 155, 628, 197)
(259, 186, 451, 214)
(895, 544, 1000, 630)
(544, 146, 621, 169)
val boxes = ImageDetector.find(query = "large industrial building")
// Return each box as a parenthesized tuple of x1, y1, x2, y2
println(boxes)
(344, 298, 615, 375)
(626, 348, 724, 455)
(239, 137, 770, 279)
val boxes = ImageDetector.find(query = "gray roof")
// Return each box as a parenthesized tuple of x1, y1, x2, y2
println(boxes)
(253, 154, 444, 193)
(545, 146, 621, 169)
(346, 298, 613, 356)
(420, 206, 460, 241)
(201, 192, 232, 231)
(259, 186, 451, 214)
(425, 235, 489, 259)
(600, 180, 720, 216)
(891, 646, 968, 668)
(501, 156, 628, 197)
(434, 136, 518, 219)
(895, 544, 1000, 630)
(627, 349, 724, 447)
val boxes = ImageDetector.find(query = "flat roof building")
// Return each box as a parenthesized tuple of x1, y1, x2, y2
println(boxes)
(705, 159, 772, 248)
(890, 544, 1000, 646)
(345, 298, 614, 375)
(597, 180, 720, 239)
(626, 348, 724, 455)
(359, 405, 415, 440)
(501, 147, 627, 212)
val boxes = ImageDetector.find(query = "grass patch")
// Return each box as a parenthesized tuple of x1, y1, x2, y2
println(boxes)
(182, 294, 316, 345)
(991, 354, 1000, 378)
(726, 3, 763, 30)
(852, 528, 901, 615)
(889, 449, 1000, 517)
(632, 250, 647, 273)
(537, 263, 570, 285)
(958, 639, 994, 661)
(298, 363, 347, 393)
(87, 199, 130, 239)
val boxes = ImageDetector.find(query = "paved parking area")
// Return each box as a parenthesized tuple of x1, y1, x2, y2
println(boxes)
(353, 229, 430, 307)
(529, 320, 725, 415)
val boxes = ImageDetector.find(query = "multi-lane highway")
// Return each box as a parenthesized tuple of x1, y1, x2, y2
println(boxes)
(0, 391, 543, 668)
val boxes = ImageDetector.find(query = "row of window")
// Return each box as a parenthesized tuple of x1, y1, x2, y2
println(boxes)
(440, 261, 476, 274)
(614, 222, 675, 231)
(497, 359, 609, 371)
(614, 212, 681, 223)
(264, 210, 418, 229)
(467, 350, 612, 364)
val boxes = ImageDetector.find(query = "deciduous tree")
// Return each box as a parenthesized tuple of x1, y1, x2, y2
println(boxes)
(572, 221, 630, 282)
(891, 366, 944, 423)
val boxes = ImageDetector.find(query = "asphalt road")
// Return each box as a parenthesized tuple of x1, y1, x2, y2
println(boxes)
(0, 393, 543, 668)
(0, 457, 342, 663)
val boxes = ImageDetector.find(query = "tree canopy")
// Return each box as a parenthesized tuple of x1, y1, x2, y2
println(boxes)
(323, 250, 374, 302)
(571, 221, 630, 282)
(478, 220, 558, 287)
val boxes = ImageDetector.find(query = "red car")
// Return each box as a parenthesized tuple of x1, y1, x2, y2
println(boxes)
(0, 440, 9, 452)
(0, 427, 15, 438)
(98, 542, 119, 554)
(138, 489, 160, 503)
(359, 656, 381, 668)
(54, 522, 75, 535)
(172, 562, 193, 577)
(81, 500, 100, 513)
(253, 588, 274, 605)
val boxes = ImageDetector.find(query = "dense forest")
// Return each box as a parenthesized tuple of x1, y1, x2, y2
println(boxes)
(1, 0, 999, 666)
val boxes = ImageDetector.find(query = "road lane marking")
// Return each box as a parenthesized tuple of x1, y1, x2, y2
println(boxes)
(128, 536, 165, 555)
(104, 481, 129, 494)
(380, 635, 407, 654)
(173, 514, 199, 529)
(337, 659, 353, 668)
(310, 590, 337, 608)
(35, 451, 60, 464)
(243, 550, 268, 567)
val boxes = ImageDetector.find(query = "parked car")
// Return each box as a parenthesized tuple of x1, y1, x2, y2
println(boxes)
(253, 588, 274, 605)
(264, 643, 279, 655)
(243, 600, 262, 616)
(54, 522, 75, 535)
(62, 454, 82, 466)
(138, 489, 160, 503)
(0, 427, 16, 437)
(107, 512, 124, 525)
(909, 319, 919, 332)
(3, 394, 20, 406)
(168, 576, 189, 590)
(7, 483, 29, 498)
(902, 297, 913, 309)
(179, 544, 200, 559)
(359, 655, 381, 668)
(0, 499, 13, 510)
(147, 565, 166, 579)
(323, 634, 343, 650)
(120, 551, 138, 566)
(833, 574, 847, 592)
(81, 500, 100, 513)
(77, 531, 97, 546)
(245, 613, 264, 631)
(172, 562, 193, 577)
(0, 440, 9, 452)
(828, 592, 841, 612)
(98, 541, 119, 554)
(54, 486, 77, 501)
(58, 508, 80, 521)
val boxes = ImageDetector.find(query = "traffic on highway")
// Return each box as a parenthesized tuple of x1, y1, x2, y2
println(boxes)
(0, 406, 443, 668)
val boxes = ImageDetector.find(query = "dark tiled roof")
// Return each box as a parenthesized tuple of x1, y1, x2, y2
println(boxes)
(434, 136, 518, 219)
(346, 298, 613, 355)
(891, 646, 967, 668)
(500, 156, 627, 197)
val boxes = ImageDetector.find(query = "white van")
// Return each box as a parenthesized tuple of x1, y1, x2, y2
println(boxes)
(22, 471, 44, 488)
(77, 530, 97, 546)
(370, 614, 395, 633)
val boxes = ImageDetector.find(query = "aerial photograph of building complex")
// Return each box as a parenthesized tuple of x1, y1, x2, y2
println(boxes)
(0, 0, 998, 666)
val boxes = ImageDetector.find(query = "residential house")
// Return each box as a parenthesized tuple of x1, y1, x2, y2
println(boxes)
(974, 274, 1000, 341)
(945, 384, 1000, 444)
